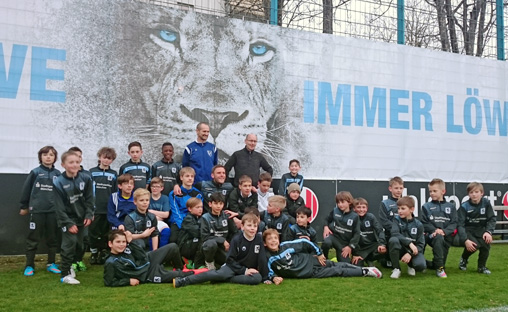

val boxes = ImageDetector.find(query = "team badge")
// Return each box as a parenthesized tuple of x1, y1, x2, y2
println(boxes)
(480, 208, 485, 214)
(285, 252, 291, 260)
(430, 215, 434, 220)
(154, 276, 161, 283)
(242, 246, 247, 251)
(108, 175, 113, 181)
(29, 222, 36, 230)
(254, 245, 260, 253)
(35, 182, 40, 188)
(172, 168, 176, 173)
(222, 190, 227, 195)
(146, 220, 151, 228)
(193, 238, 199, 242)
(276, 223, 282, 230)
(347, 219, 353, 226)
(411, 228, 417, 234)
(124, 248, 131, 254)
(222, 220, 228, 227)
(445, 207, 451, 214)
(389, 211, 393, 216)
(79, 182, 85, 190)
(207, 150, 212, 157)
(61, 226, 67, 232)
(365, 221, 370, 227)
(53, 176, 58, 182)
(142, 168, 146, 173)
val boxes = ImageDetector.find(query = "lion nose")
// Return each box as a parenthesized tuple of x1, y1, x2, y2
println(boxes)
(180, 105, 249, 139)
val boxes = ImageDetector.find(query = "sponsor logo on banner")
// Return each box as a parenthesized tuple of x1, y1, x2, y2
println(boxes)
(301, 187, 319, 223)
(503, 192, 508, 220)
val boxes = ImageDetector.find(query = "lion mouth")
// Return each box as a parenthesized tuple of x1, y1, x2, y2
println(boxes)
(179, 105, 249, 140)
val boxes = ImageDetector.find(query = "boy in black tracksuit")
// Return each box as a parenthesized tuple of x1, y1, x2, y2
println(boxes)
(53, 151, 94, 284)
(104, 230, 191, 287)
(264, 229, 382, 281)
(378, 176, 404, 267)
(262, 195, 291, 242)
(284, 183, 305, 223)
(421, 178, 457, 278)
(389, 197, 426, 279)
(178, 198, 204, 268)
(89, 147, 118, 264)
(124, 189, 159, 251)
(173, 213, 268, 287)
(322, 191, 360, 263)
(151, 142, 182, 196)
(19, 146, 62, 276)
(226, 175, 258, 228)
(457, 182, 496, 274)
(289, 207, 317, 244)
(200, 192, 237, 270)
(119, 141, 151, 191)
(352, 198, 386, 267)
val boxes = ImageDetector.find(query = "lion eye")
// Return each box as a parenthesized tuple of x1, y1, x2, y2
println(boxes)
(160, 30, 178, 43)
(250, 42, 273, 56)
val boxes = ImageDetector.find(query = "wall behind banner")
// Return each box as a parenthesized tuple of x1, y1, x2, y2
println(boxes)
(2, 174, 507, 255)
(1, 0, 508, 184)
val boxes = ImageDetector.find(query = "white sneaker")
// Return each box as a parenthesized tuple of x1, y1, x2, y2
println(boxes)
(70, 267, 76, 278)
(407, 267, 416, 276)
(390, 268, 401, 279)
(365, 267, 383, 278)
(205, 261, 215, 270)
(61, 275, 80, 284)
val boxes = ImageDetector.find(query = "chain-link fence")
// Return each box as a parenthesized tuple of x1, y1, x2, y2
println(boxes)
(140, 0, 507, 60)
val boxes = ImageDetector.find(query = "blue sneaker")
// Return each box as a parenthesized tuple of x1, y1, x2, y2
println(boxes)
(46, 263, 61, 274)
(24, 266, 34, 276)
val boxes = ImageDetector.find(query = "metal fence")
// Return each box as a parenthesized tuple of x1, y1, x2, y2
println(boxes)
(140, 0, 507, 60)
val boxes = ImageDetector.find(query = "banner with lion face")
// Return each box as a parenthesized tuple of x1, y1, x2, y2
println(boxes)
(1, 0, 507, 183)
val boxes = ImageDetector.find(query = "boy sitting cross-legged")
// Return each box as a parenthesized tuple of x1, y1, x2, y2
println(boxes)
(173, 213, 268, 288)
(104, 230, 192, 287)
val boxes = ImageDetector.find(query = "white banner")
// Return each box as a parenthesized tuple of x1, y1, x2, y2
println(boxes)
(1, 0, 507, 183)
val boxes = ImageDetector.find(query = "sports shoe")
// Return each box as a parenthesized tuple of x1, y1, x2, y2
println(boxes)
(182, 257, 194, 269)
(24, 266, 34, 276)
(173, 277, 189, 288)
(407, 267, 416, 276)
(90, 253, 99, 265)
(459, 258, 468, 271)
(478, 267, 491, 275)
(330, 257, 338, 262)
(436, 267, 447, 278)
(390, 268, 401, 279)
(205, 261, 215, 270)
(61, 275, 80, 285)
(46, 263, 61, 274)
(70, 267, 76, 278)
(365, 267, 383, 278)
(76, 261, 87, 271)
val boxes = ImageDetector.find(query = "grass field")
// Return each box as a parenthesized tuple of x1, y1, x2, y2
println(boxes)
(1, 245, 507, 312)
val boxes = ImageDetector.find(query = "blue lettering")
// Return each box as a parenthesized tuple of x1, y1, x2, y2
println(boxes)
(318, 82, 351, 125)
(304, 80, 314, 123)
(390, 89, 409, 129)
(464, 93, 482, 135)
(0, 43, 28, 99)
(483, 100, 508, 136)
(447, 95, 462, 133)
(412, 91, 433, 131)
(354, 86, 386, 128)
(30, 46, 66, 102)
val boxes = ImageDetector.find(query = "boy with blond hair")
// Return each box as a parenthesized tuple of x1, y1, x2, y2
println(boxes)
(173, 213, 268, 287)
(124, 189, 159, 251)
(378, 176, 404, 267)
(262, 195, 291, 242)
(458, 182, 496, 274)
(389, 196, 426, 279)
(421, 178, 457, 278)
(148, 177, 171, 247)
(168, 167, 203, 244)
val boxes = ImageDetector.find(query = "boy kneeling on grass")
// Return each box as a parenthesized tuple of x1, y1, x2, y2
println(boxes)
(104, 230, 193, 287)
(263, 229, 382, 283)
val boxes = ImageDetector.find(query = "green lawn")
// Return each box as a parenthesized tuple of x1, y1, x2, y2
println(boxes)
(1, 245, 507, 312)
